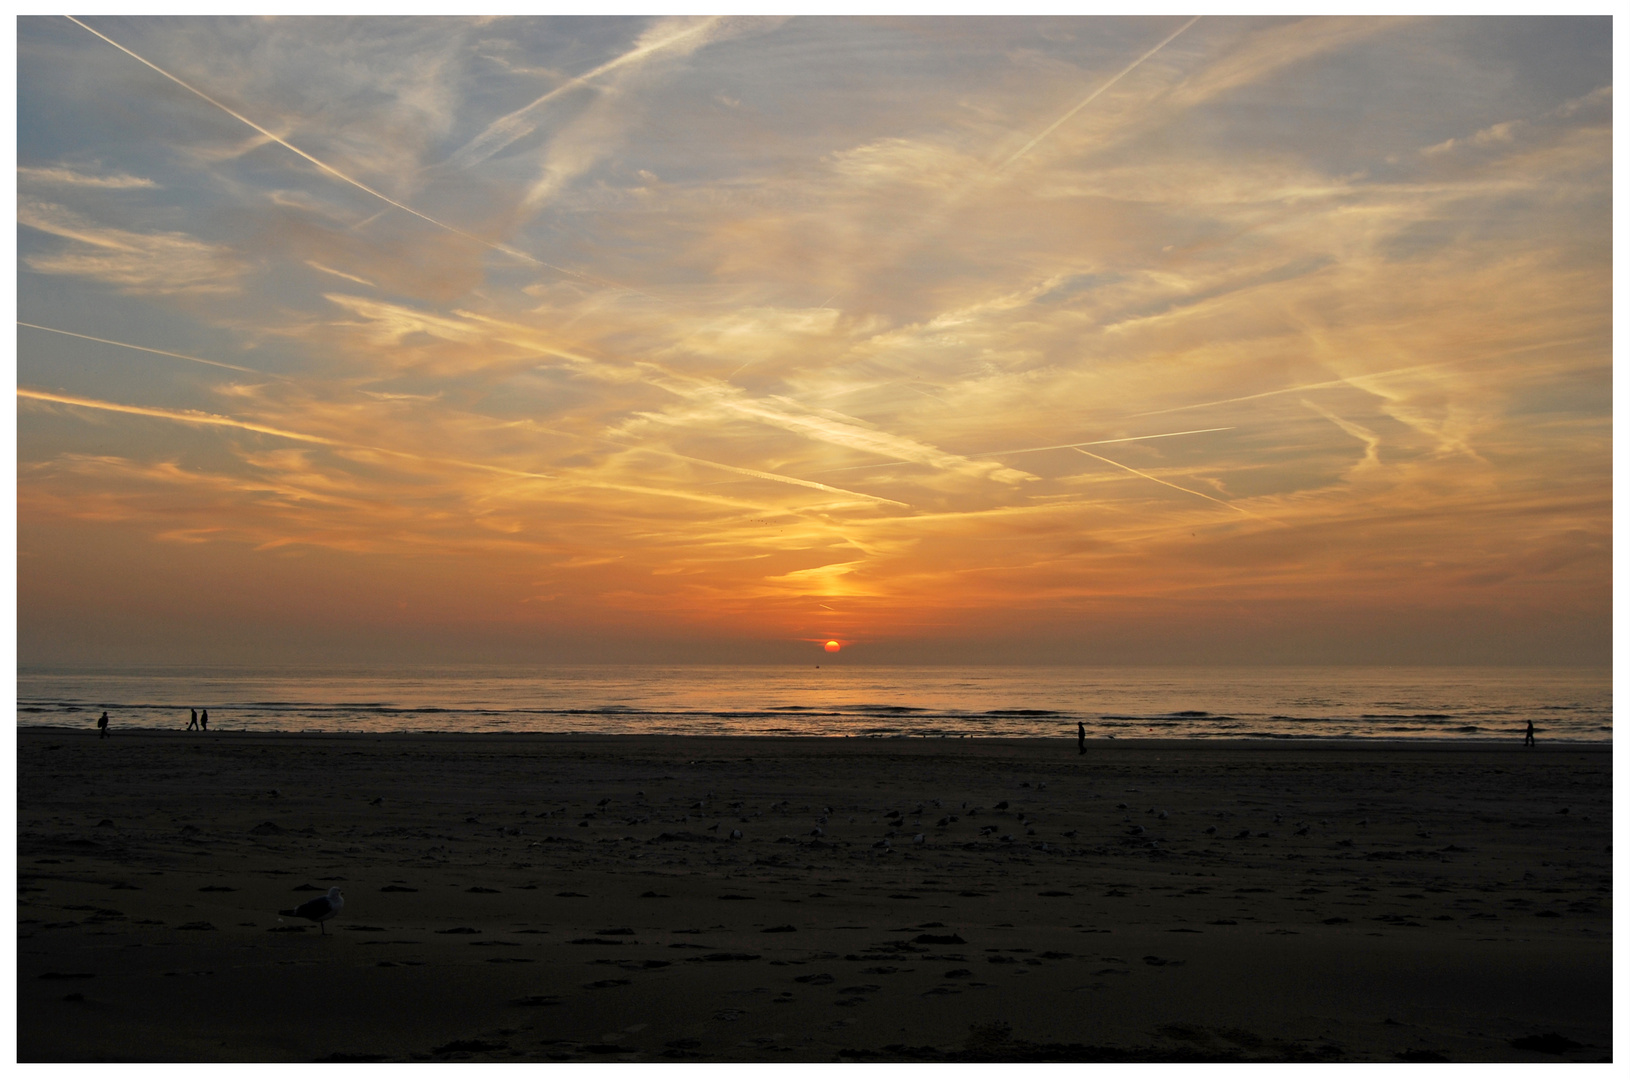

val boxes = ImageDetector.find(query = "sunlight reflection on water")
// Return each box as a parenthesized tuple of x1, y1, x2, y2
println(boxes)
(15, 665, 1610, 742)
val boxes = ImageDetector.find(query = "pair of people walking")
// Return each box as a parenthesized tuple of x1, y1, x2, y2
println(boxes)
(186, 708, 209, 731)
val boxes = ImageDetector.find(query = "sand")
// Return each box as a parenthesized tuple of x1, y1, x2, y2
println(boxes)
(16, 729, 1612, 1062)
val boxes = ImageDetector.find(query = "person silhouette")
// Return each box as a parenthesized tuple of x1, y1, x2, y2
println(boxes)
(1524, 719, 1535, 747)
(1077, 721, 1086, 755)
(200, 709, 209, 731)
(187, 708, 199, 731)
(97, 711, 109, 739)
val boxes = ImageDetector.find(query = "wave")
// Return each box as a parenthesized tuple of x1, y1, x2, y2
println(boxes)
(15, 664, 1610, 743)
(1362, 713, 1454, 720)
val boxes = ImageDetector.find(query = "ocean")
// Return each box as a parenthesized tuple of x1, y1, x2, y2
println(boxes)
(14, 664, 1610, 743)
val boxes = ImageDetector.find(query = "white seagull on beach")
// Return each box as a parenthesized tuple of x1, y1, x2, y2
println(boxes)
(280, 887, 344, 934)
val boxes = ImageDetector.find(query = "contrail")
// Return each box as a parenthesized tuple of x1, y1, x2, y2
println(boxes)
(1131, 335, 1601, 418)
(1130, 368, 1441, 417)
(18, 321, 274, 378)
(62, 15, 638, 296)
(670, 452, 909, 508)
(303, 261, 375, 287)
(20, 386, 897, 512)
(1070, 445, 1262, 519)
(17, 386, 557, 481)
(809, 425, 1233, 475)
(1000, 15, 1200, 170)
(978, 425, 1234, 457)
(447, 17, 722, 171)
(22, 308, 903, 509)
(19, 387, 341, 446)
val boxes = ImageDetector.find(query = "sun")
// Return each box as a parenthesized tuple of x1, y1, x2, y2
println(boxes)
(824, 640, 841, 653)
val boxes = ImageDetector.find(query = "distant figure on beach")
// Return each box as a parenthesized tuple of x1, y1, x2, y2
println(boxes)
(200, 709, 209, 731)
(1077, 721, 1086, 755)
(97, 711, 109, 739)
(187, 708, 199, 731)
(1524, 719, 1535, 747)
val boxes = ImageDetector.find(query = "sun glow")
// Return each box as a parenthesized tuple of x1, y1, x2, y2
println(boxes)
(12, 16, 1611, 666)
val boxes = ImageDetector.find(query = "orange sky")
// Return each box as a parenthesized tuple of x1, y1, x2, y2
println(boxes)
(15, 16, 1612, 665)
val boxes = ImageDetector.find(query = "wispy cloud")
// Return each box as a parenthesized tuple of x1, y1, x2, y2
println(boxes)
(18, 164, 156, 188)
(18, 197, 246, 294)
(445, 16, 726, 172)
(14, 16, 1610, 661)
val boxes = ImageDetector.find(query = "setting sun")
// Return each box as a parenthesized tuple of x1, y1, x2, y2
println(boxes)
(14, 15, 1609, 668)
(824, 641, 842, 654)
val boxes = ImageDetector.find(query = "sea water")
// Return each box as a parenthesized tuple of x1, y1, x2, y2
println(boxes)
(14, 665, 1610, 742)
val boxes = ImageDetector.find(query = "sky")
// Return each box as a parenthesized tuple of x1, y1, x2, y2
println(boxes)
(13, 15, 1614, 667)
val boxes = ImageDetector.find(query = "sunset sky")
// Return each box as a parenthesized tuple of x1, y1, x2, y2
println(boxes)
(15, 15, 1613, 666)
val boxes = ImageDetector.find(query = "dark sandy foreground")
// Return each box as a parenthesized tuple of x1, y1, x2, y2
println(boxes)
(16, 729, 1612, 1062)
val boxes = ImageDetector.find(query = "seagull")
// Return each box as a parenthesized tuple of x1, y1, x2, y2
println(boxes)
(280, 887, 344, 934)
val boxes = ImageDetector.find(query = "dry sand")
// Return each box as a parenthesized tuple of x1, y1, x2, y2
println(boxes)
(17, 729, 1612, 1062)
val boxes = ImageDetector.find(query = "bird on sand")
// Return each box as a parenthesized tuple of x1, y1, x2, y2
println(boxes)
(280, 887, 344, 934)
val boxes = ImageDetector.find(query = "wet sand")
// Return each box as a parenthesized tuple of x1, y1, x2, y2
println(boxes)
(17, 729, 1612, 1062)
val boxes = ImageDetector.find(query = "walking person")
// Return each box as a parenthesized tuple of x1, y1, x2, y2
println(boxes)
(1524, 719, 1536, 747)
(200, 708, 209, 731)
(96, 711, 109, 739)
(187, 708, 199, 731)
(1077, 721, 1086, 755)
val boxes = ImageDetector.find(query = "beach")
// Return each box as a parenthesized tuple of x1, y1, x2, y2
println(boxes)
(17, 729, 1612, 1062)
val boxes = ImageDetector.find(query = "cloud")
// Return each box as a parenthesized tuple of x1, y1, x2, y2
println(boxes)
(1165, 16, 1418, 110)
(445, 16, 728, 172)
(14, 17, 1610, 661)
(17, 164, 156, 188)
(18, 197, 247, 294)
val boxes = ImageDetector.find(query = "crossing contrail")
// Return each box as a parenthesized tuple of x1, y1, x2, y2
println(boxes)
(1071, 445, 1267, 520)
(1000, 15, 1201, 170)
(810, 425, 1233, 475)
(62, 15, 645, 297)
(447, 17, 723, 171)
(979, 425, 1234, 457)
(17, 388, 580, 487)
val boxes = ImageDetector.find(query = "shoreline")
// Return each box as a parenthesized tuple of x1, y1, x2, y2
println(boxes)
(16, 727, 1610, 749)
(19, 725, 1611, 1061)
